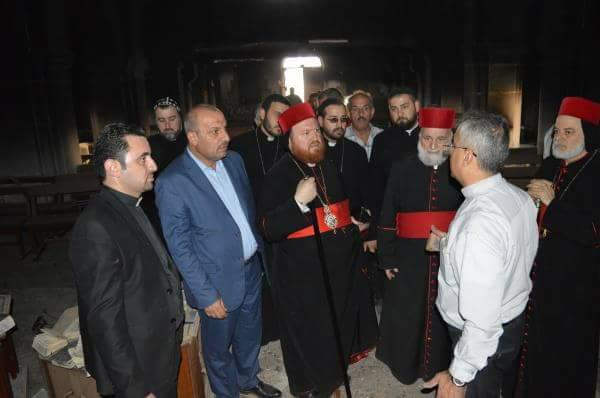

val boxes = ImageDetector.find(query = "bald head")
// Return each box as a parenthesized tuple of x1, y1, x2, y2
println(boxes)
(185, 104, 230, 168)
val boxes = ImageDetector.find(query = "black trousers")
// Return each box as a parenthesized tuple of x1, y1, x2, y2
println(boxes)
(448, 312, 524, 398)
(102, 381, 177, 398)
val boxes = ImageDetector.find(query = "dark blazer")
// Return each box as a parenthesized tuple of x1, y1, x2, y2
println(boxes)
(155, 150, 265, 312)
(69, 187, 184, 397)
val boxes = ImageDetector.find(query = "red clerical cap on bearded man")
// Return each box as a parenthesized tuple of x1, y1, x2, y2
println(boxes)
(278, 102, 316, 134)
(558, 97, 600, 126)
(418, 107, 456, 129)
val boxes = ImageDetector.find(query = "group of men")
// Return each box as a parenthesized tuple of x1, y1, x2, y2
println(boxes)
(69, 86, 599, 398)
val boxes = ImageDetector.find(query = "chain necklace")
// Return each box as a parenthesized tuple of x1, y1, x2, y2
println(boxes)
(255, 127, 280, 176)
(291, 157, 338, 230)
(555, 149, 597, 200)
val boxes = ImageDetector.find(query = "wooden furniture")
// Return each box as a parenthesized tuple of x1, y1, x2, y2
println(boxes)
(41, 315, 207, 398)
(24, 174, 100, 259)
(0, 333, 19, 398)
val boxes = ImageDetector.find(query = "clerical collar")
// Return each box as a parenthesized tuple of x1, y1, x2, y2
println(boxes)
(327, 140, 337, 148)
(406, 124, 419, 136)
(104, 185, 143, 207)
(260, 126, 276, 142)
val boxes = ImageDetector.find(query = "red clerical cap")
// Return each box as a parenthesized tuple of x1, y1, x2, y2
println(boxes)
(418, 107, 456, 129)
(278, 102, 316, 134)
(558, 97, 600, 126)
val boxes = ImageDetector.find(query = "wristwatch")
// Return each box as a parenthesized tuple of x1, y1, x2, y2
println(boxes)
(450, 375, 466, 387)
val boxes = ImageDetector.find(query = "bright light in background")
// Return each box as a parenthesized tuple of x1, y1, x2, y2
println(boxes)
(282, 56, 322, 69)
(282, 56, 322, 100)
(284, 68, 305, 100)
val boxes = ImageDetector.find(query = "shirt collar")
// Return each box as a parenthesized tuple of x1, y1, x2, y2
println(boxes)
(187, 147, 224, 173)
(461, 173, 502, 198)
(346, 124, 376, 138)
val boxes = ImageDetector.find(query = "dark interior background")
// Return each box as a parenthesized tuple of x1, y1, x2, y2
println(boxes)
(3, 0, 600, 176)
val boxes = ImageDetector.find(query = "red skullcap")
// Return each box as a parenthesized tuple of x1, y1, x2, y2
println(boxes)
(558, 97, 600, 126)
(418, 107, 456, 129)
(278, 103, 316, 134)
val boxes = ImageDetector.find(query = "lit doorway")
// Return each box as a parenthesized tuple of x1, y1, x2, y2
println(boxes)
(282, 56, 322, 101)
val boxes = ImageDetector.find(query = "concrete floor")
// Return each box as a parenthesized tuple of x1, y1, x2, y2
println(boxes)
(1, 236, 432, 397)
(2, 235, 598, 397)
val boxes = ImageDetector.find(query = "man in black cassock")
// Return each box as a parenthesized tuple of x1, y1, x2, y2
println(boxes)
(148, 97, 188, 172)
(523, 96, 600, 398)
(230, 94, 291, 201)
(142, 97, 188, 232)
(318, 98, 371, 227)
(376, 107, 463, 385)
(366, 87, 421, 252)
(318, 98, 379, 361)
(258, 103, 377, 397)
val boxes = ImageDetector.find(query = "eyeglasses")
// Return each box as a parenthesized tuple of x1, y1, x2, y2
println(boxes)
(443, 144, 477, 157)
(325, 117, 350, 124)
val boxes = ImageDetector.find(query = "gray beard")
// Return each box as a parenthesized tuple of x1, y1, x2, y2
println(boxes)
(417, 142, 448, 167)
(552, 140, 585, 160)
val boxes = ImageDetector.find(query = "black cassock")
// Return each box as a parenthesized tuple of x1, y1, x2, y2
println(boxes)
(368, 126, 419, 239)
(230, 129, 288, 201)
(143, 132, 188, 233)
(522, 150, 600, 398)
(325, 138, 379, 357)
(258, 153, 376, 395)
(325, 138, 370, 215)
(376, 155, 463, 384)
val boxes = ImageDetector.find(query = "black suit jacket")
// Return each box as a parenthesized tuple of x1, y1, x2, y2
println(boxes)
(69, 187, 184, 397)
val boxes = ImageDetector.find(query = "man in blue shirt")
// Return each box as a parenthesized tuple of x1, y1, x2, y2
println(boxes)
(155, 104, 281, 398)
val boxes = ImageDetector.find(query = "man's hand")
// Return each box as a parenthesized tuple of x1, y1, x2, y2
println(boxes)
(527, 179, 554, 206)
(204, 298, 227, 319)
(295, 177, 317, 205)
(351, 216, 370, 232)
(425, 225, 447, 252)
(422, 371, 466, 398)
(384, 268, 399, 280)
(363, 240, 377, 253)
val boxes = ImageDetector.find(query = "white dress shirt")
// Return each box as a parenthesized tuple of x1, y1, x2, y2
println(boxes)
(436, 173, 538, 383)
(344, 124, 383, 160)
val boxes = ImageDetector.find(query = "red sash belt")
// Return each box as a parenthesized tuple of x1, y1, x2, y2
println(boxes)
(395, 211, 456, 239)
(288, 199, 352, 239)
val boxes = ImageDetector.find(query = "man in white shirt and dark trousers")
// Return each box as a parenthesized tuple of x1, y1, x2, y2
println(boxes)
(423, 111, 538, 398)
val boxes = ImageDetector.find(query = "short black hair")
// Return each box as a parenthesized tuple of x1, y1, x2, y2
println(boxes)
(317, 98, 345, 117)
(317, 87, 344, 103)
(93, 122, 146, 180)
(261, 94, 291, 112)
(388, 86, 418, 102)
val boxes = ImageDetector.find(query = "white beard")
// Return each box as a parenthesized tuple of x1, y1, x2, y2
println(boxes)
(417, 141, 448, 167)
(552, 140, 585, 160)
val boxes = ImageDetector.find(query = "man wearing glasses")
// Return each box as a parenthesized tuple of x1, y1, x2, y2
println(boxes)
(344, 90, 383, 160)
(318, 98, 371, 230)
(424, 111, 538, 398)
(376, 107, 463, 387)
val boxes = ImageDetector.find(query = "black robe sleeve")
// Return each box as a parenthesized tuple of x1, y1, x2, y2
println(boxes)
(367, 134, 387, 240)
(260, 196, 313, 242)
